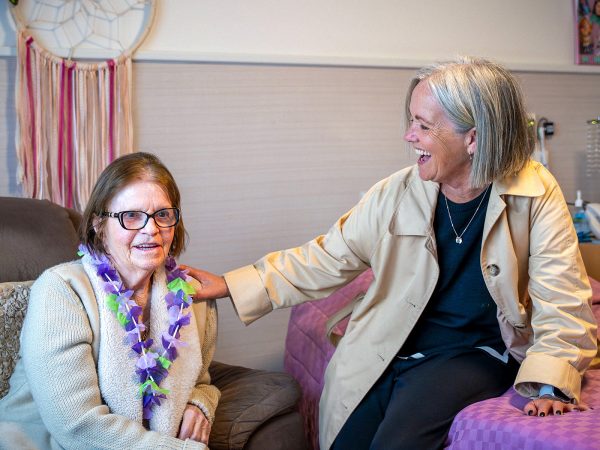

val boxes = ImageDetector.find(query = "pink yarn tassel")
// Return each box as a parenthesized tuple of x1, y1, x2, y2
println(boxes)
(66, 64, 75, 208)
(24, 36, 36, 197)
(57, 60, 66, 205)
(108, 59, 115, 163)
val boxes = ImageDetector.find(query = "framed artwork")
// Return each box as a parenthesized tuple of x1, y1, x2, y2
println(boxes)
(575, 0, 600, 64)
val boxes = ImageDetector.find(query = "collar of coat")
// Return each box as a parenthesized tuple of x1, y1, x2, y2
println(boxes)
(390, 160, 547, 237)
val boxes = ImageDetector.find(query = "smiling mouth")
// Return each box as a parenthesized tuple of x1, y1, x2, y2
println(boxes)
(415, 148, 431, 164)
(134, 243, 160, 251)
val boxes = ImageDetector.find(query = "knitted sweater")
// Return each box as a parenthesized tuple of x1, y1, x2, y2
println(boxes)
(0, 259, 219, 450)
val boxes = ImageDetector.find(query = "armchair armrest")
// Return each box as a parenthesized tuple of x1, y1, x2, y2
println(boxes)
(209, 361, 302, 450)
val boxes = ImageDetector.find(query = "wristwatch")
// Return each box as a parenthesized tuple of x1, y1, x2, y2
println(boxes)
(537, 384, 572, 403)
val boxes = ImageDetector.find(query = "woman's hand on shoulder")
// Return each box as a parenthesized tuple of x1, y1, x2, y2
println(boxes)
(523, 397, 590, 417)
(178, 404, 211, 444)
(180, 266, 230, 300)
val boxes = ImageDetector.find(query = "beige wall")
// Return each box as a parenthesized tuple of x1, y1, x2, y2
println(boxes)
(1, 58, 599, 370)
(2, 0, 595, 72)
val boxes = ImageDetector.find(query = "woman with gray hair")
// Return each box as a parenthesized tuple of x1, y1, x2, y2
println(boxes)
(186, 57, 597, 449)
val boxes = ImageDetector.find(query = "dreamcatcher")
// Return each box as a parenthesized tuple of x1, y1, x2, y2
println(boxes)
(9, 0, 156, 210)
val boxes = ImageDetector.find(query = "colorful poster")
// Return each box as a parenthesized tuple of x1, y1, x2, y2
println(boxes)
(576, 0, 600, 64)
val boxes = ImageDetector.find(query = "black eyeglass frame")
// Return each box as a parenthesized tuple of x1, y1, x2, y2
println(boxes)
(101, 207, 180, 230)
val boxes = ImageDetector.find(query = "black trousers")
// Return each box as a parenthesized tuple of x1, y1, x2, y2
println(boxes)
(331, 349, 520, 450)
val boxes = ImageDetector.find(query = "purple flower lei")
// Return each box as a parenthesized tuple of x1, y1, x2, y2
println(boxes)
(78, 244, 195, 420)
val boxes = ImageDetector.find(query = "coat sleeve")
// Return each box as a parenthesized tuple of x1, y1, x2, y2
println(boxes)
(514, 172, 598, 403)
(21, 270, 206, 450)
(224, 176, 395, 325)
(187, 300, 220, 423)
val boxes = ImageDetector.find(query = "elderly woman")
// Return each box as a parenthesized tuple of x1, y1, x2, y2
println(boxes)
(186, 57, 597, 450)
(0, 152, 219, 449)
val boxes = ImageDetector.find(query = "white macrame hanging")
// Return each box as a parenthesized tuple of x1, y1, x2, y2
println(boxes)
(10, 0, 156, 211)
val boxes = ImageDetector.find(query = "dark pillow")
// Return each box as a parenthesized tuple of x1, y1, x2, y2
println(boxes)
(209, 361, 301, 450)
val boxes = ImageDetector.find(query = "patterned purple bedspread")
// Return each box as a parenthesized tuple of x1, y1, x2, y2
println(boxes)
(285, 275, 600, 450)
(446, 285, 600, 450)
(445, 372, 600, 450)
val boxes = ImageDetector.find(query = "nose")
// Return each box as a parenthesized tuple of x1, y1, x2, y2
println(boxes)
(140, 216, 160, 234)
(404, 124, 417, 143)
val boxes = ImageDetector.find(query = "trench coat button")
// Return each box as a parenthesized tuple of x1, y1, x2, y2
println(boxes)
(487, 264, 500, 276)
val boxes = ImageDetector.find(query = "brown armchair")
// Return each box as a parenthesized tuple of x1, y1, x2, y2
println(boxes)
(0, 196, 307, 450)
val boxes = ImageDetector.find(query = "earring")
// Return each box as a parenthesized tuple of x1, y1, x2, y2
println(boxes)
(468, 153, 473, 161)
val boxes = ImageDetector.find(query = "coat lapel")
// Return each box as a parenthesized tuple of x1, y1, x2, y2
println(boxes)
(389, 175, 439, 237)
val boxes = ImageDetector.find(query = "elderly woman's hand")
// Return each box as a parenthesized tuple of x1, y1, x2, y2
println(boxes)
(180, 266, 230, 300)
(523, 397, 589, 417)
(178, 404, 211, 444)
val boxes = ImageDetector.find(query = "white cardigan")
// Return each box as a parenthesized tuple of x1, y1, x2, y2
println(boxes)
(0, 259, 219, 450)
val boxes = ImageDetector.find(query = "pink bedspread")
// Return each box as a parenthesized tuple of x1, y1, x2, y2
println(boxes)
(283, 270, 374, 450)
(284, 274, 600, 450)
(446, 279, 600, 450)
(445, 370, 600, 449)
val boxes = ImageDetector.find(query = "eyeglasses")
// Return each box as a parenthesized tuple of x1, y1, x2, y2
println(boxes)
(101, 207, 180, 230)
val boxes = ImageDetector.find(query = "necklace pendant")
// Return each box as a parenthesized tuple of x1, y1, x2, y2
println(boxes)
(455, 236, 463, 244)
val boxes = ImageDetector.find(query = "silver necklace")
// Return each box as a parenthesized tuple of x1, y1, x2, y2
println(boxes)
(443, 185, 491, 244)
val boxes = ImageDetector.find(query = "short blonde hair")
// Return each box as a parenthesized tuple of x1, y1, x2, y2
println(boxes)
(80, 152, 187, 257)
(406, 56, 534, 187)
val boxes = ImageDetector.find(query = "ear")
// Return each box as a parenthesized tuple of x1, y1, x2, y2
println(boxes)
(465, 127, 477, 157)
(92, 215, 101, 234)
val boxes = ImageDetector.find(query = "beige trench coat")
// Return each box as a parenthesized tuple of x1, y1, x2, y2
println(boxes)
(225, 161, 597, 450)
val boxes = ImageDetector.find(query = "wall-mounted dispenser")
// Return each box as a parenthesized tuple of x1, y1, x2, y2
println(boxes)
(586, 117, 600, 177)
(534, 117, 554, 169)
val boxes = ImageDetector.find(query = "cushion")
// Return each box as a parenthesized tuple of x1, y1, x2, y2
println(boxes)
(0, 281, 33, 398)
(0, 197, 80, 283)
(209, 361, 302, 450)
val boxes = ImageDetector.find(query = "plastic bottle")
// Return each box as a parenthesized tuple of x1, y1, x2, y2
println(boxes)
(573, 190, 592, 243)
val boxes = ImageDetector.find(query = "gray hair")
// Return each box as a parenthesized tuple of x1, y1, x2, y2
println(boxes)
(405, 56, 534, 187)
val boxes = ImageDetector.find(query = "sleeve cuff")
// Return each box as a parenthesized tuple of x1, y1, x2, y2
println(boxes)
(515, 353, 582, 402)
(224, 265, 272, 325)
(187, 401, 212, 423)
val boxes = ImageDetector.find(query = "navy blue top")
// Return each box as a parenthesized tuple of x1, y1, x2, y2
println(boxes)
(399, 186, 505, 356)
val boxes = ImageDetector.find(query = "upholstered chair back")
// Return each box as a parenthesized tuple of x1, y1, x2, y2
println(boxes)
(0, 197, 81, 397)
